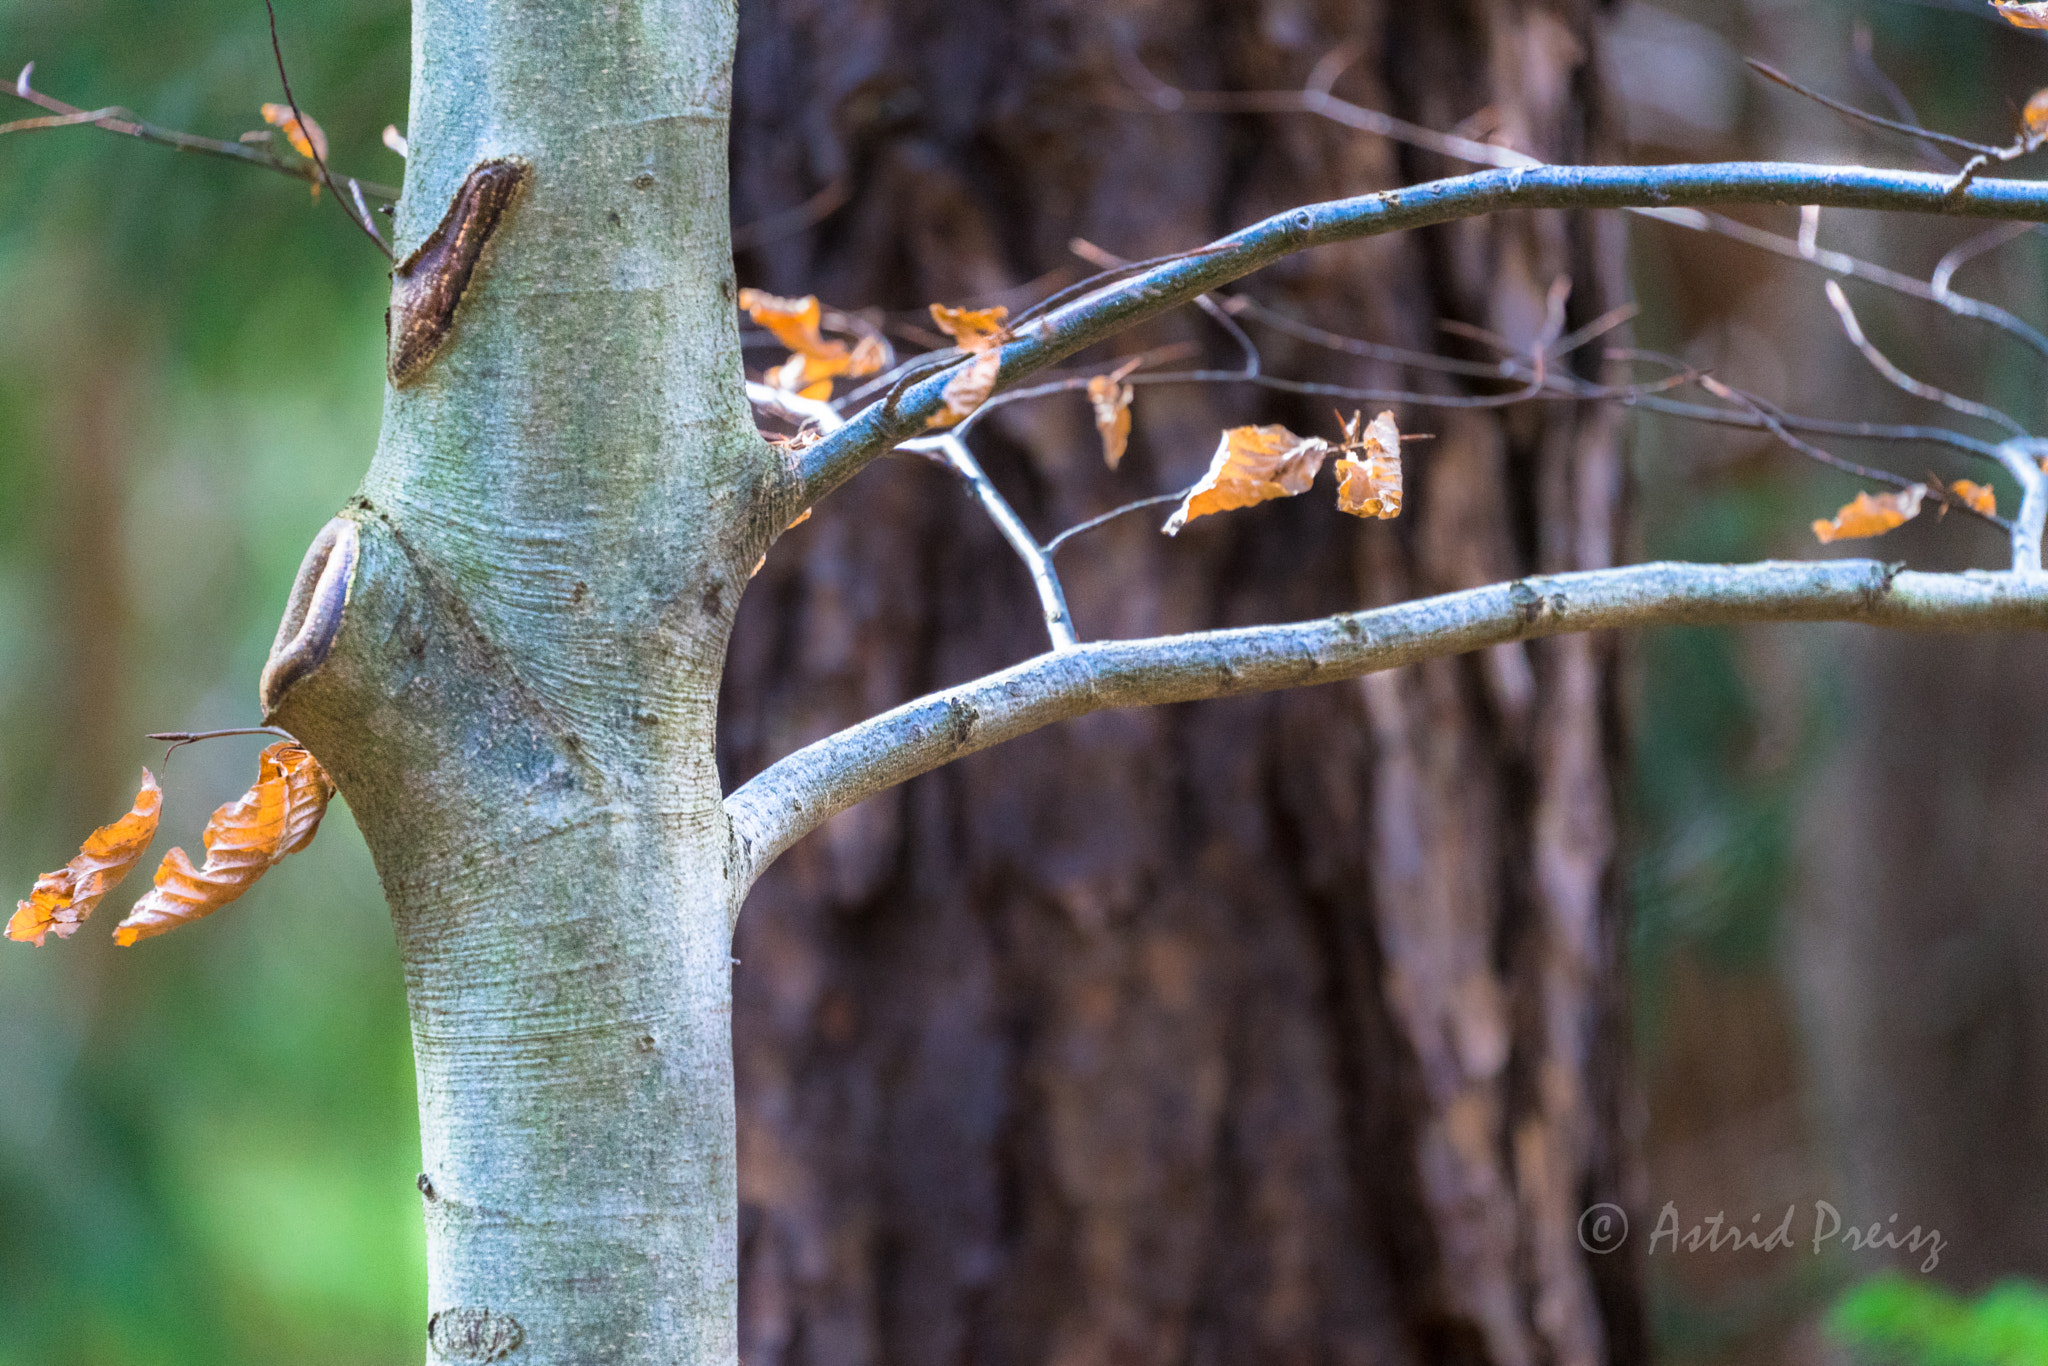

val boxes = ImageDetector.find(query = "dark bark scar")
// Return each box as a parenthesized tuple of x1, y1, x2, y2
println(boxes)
(387, 158, 532, 387)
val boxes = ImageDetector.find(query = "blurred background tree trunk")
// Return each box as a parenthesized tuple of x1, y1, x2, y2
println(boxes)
(721, 3, 1643, 1364)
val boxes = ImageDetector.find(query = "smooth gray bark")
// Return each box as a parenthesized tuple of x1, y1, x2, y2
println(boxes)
(263, 1, 780, 1361)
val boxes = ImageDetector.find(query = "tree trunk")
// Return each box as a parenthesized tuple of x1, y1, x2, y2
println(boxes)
(266, 1, 775, 1361)
(723, 4, 1643, 1366)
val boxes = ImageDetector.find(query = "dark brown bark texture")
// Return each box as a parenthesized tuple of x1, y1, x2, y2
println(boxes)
(721, 3, 1643, 1365)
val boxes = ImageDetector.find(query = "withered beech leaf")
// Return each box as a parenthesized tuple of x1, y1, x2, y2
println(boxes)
(2028, 89, 2048, 138)
(740, 290, 881, 396)
(1950, 479, 1998, 517)
(1811, 484, 1927, 544)
(1993, 0, 2048, 29)
(113, 742, 334, 946)
(7, 771, 161, 946)
(928, 304, 1012, 353)
(1334, 410, 1404, 520)
(1087, 359, 1141, 470)
(739, 290, 833, 356)
(849, 334, 887, 376)
(1163, 425, 1332, 535)
(927, 350, 1002, 429)
(260, 103, 329, 199)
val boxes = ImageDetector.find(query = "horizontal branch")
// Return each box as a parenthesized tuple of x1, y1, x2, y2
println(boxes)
(795, 162, 2048, 503)
(724, 561, 2048, 895)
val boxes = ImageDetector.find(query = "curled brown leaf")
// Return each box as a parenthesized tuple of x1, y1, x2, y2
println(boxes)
(113, 742, 334, 946)
(7, 771, 162, 946)
(1811, 484, 1927, 544)
(928, 304, 1012, 353)
(1087, 359, 1141, 470)
(1163, 425, 1332, 535)
(927, 350, 1002, 429)
(1334, 410, 1404, 520)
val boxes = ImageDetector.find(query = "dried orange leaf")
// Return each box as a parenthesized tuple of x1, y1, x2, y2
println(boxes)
(1993, 0, 2048, 29)
(1811, 484, 1927, 544)
(260, 102, 329, 166)
(742, 288, 863, 391)
(1163, 425, 1332, 535)
(849, 334, 887, 377)
(1950, 479, 1998, 517)
(929, 304, 1012, 353)
(1087, 369, 1136, 470)
(926, 349, 1002, 429)
(8, 771, 161, 946)
(274, 744, 337, 856)
(2027, 89, 2048, 138)
(739, 289, 829, 353)
(113, 742, 331, 946)
(1334, 410, 1404, 520)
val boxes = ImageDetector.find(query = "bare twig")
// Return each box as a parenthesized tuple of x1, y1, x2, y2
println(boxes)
(262, 0, 396, 260)
(146, 725, 299, 765)
(1695, 376, 1998, 532)
(746, 381, 1079, 650)
(1822, 280, 2030, 437)
(1044, 491, 1193, 556)
(1746, 59, 2006, 158)
(725, 560, 2048, 891)
(4, 61, 398, 201)
(1931, 220, 2035, 298)
(906, 434, 1079, 650)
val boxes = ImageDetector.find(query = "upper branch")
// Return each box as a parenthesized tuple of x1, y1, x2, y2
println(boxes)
(795, 162, 2048, 504)
(724, 560, 2048, 894)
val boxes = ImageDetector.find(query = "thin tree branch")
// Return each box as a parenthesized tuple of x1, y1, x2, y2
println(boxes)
(1043, 491, 1192, 556)
(745, 381, 1080, 649)
(1822, 279, 2031, 437)
(1637, 205, 2048, 363)
(725, 560, 2048, 892)
(4, 61, 398, 200)
(794, 162, 2048, 505)
(1745, 58, 2007, 157)
(262, 0, 396, 260)
(1994, 437, 2048, 573)
(1122, 56, 2048, 365)
(905, 434, 1079, 650)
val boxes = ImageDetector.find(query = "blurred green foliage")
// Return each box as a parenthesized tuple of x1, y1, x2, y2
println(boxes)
(0, 0, 417, 1362)
(1829, 1275, 2048, 1365)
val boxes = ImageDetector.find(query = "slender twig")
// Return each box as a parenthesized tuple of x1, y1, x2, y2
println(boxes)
(1993, 436, 2048, 573)
(731, 177, 851, 252)
(1696, 376, 2006, 536)
(1044, 491, 1193, 556)
(1638, 206, 2048, 363)
(1931, 220, 2035, 298)
(746, 382, 1079, 649)
(724, 561, 2048, 891)
(3, 61, 398, 200)
(1746, 59, 2005, 158)
(146, 725, 299, 765)
(905, 435, 1079, 650)
(1110, 54, 2048, 363)
(262, 0, 396, 260)
(1822, 280, 2030, 437)
(1622, 392, 2005, 462)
